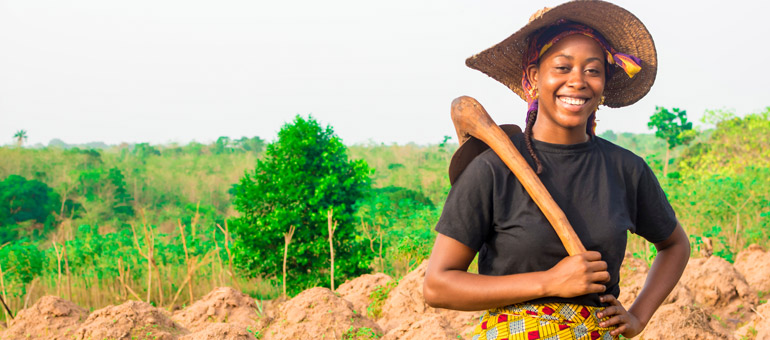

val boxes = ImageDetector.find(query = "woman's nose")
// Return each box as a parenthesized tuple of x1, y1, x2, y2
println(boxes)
(566, 70, 587, 89)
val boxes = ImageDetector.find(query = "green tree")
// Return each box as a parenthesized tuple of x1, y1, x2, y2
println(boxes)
(133, 143, 161, 159)
(107, 167, 134, 218)
(213, 136, 232, 154)
(0, 175, 60, 242)
(647, 106, 697, 177)
(234, 136, 265, 154)
(13, 130, 27, 147)
(231, 115, 372, 294)
(598, 129, 617, 142)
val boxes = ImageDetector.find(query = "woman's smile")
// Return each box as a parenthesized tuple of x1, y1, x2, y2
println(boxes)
(556, 95, 591, 112)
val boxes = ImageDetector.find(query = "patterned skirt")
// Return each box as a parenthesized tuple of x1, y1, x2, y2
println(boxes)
(471, 302, 618, 340)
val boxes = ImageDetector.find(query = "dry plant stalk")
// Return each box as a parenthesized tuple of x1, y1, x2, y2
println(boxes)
(191, 201, 201, 238)
(63, 244, 72, 300)
(169, 251, 214, 308)
(178, 219, 194, 305)
(360, 217, 384, 272)
(117, 257, 126, 300)
(283, 225, 296, 299)
(213, 228, 222, 287)
(23, 277, 38, 310)
(0, 263, 13, 327)
(327, 208, 337, 291)
(721, 194, 754, 249)
(131, 218, 160, 304)
(216, 221, 240, 291)
(52, 240, 63, 297)
(117, 257, 142, 301)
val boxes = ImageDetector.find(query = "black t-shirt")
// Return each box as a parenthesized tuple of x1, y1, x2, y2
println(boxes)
(436, 134, 677, 307)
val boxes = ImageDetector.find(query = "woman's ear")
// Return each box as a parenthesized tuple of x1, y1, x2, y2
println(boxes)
(527, 64, 539, 88)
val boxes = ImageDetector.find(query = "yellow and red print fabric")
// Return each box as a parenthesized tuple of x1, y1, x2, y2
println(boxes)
(471, 303, 617, 340)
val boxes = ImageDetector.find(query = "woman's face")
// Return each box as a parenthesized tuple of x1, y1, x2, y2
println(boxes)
(527, 34, 605, 135)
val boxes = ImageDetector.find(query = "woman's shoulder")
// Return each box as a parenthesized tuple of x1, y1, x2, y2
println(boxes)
(593, 137, 652, 176)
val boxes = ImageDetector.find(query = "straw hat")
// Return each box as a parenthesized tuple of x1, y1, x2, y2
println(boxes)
(465, 0, 657, 108)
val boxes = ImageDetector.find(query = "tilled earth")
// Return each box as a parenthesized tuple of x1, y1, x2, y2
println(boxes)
(1, 245, 769, 340)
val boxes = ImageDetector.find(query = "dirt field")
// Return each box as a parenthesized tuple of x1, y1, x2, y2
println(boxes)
(1, 246, 769, 340)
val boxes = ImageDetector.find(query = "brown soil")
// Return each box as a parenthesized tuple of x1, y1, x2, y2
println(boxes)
(259, 287, 382, 340)
(672, 256, 757, 334)
(640, 303, 725, 340)
(735, 244, 770, 295)
(378, 261, 482, 338)
(381, 314, 460, 340)
(178, 323, 257, 340)
(172, 287, 261, 333)
(735, 302, 770, 340)
(6, 253, 770, 340)
(337, 272, 392, 315)
(73, 300, 187, 340)
(2, 295, 89, 340)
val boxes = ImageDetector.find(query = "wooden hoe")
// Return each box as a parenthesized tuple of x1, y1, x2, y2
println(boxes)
(450, 96, 586, 256)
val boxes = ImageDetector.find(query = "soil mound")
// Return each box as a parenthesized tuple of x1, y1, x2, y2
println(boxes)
(2, 295, 89, 340)
(260, 287, 382, 340)
(378, 261, 482, 337)
(73, 300, 187, 340)
(735, 302, 770, 340)
(671, 257, 756, 333)
(618, 252, 649, 307)
(172, 287, 260, 332)
(381, 314, 460, 340)
(337, 273, 392, 315)
(640, 303, 725, 340)
(178, 323, 257, 340)
(735, 244, 770, 294)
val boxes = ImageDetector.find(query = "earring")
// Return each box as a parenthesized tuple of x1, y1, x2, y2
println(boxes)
(599, 95, 605, 106)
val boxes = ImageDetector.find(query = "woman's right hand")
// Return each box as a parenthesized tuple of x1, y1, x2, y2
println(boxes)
(544, 251, 610, 298)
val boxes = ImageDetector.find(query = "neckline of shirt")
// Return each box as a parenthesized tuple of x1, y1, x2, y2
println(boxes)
(530, 135, 598, 154)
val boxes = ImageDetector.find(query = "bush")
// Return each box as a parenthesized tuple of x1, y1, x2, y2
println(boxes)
(231, 115, 372, 294)
(0, 175, 60, 242)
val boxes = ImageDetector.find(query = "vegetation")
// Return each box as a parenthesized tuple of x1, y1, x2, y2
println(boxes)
(659, 108, 770, 262)
(647, 106, 697, 176)
(13, 130, 27, 147)
(0, 107, 767, 325)
(230, 115, 372, 295)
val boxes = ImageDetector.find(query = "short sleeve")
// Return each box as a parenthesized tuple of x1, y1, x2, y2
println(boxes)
(633, 163, 678, 243)
(435, 156, 495, 251)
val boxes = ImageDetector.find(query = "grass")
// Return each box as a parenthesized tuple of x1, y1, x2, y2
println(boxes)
(366, 279, 398, 319)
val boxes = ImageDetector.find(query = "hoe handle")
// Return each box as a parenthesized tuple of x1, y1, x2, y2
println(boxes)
(451, 96, 586, 256)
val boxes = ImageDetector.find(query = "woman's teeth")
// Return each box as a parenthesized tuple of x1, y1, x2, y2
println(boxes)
(559, 97, 587, 105)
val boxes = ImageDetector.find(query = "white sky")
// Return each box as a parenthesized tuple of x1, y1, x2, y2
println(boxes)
(1, 0, 768, 146)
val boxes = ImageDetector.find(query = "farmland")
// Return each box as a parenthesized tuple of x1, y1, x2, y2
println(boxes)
(0, 108, 768, 339)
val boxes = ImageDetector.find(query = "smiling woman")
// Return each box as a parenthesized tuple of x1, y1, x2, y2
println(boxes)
(423, 1, 690, 339)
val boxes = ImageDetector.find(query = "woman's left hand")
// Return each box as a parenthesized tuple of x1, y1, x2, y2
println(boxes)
(597, 294, 644, 338)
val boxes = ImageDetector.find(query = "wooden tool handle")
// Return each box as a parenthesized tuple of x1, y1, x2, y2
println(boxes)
(451, 96, 587, 256)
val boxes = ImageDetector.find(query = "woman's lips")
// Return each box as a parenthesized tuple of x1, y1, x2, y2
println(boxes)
(557, 96, 590, 112)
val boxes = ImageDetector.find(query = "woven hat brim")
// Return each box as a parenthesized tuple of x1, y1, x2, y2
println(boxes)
(465, 0, 657, 108)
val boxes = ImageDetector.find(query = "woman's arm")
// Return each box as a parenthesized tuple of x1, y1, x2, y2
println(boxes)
(598, 222, 690, 337)
(423, 233, 611, 311)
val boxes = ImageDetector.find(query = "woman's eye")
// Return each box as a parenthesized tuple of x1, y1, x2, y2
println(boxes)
(586, 68, 601, 75)
(555, 66, 570, 72)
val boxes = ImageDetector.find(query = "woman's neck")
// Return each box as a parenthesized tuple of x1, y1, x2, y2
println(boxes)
(531, 120, 590, 145)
